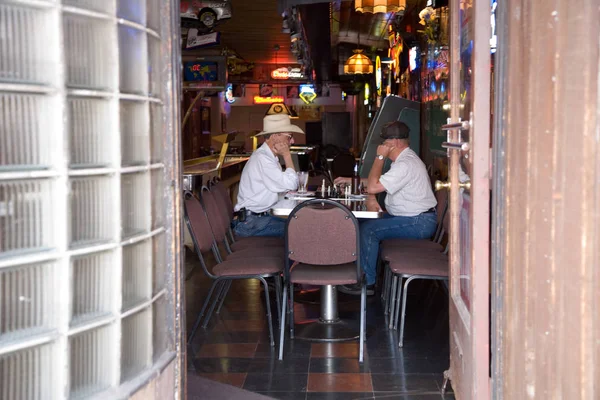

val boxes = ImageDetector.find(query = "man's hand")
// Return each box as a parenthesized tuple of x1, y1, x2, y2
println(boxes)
(334, 177, 351, 185)
(376, 144, 393, 159)
(273, 141, 291, 156)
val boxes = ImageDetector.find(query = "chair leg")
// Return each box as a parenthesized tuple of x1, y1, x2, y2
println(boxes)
(188, 280, 219, 344)
(359, 281, 366, 363)
(289, 281, 295, 339)
(259, 277, 275, 347)
(399, 276, 417, 348)
(392, 275, 403, 330)
(202, 280, 226, 329)
(215, 280, 232, 314)
(274, 275, 282, 325)
(381, 264, 390, 304)
(278, 283, 288, 361)
(388, 275, 398, 329)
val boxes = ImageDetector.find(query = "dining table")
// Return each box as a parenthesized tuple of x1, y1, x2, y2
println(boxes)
(270, 191, 382, 341)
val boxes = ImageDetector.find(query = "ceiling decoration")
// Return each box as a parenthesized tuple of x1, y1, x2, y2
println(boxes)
(355, 0, 407, 14)
(344, 49, 374, 74)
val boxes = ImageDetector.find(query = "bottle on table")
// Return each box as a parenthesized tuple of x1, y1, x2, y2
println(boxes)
(351, 162, 360, 195)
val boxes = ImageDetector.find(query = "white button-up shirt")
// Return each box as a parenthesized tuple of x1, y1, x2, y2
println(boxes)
(379, 148, 437, 217)
(234, 143, 298, 213)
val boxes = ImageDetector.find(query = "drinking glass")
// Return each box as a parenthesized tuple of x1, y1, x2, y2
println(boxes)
(297, 171, 309, 193)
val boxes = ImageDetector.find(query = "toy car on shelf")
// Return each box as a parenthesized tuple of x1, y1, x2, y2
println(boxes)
(180, 0, 232, 31)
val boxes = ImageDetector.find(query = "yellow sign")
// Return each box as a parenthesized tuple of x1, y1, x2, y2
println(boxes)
(253, 96, 284, 104)
(364, 83, 370, 105)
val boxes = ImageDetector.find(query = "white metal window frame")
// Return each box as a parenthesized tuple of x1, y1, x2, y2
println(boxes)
(0, 0, 183, 399)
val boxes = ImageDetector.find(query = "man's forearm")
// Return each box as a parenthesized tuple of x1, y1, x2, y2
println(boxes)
(367, 159, 384, 192)
(282, 154, 295, 171)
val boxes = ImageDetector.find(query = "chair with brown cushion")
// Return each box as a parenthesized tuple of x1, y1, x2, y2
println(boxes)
(210, 178, 284, 251)
(386, 210, 451, 347)
(184, 191, 283, 346)
(278, 199, 366, 362)
(379, 189, 449, 318)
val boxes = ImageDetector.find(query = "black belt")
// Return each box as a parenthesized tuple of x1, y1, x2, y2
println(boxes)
(423, 207, 436, 214)
(237, 209, 270, 217)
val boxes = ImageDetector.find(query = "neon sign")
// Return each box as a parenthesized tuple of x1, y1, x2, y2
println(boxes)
(299, 84, 317, 104)
(271, 67, 305, 80)
(225, 84, 235, 104)
(375, 56, 382, 96)
(253, 96, 284, 104)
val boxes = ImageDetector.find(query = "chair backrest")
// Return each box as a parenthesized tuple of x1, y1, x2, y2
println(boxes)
(331, 152, 356, 179)
(200, 186, 228, 243)
(286, 199, 359, 267)
(183, 191, 215, 254)
(211, 179, 234, 223)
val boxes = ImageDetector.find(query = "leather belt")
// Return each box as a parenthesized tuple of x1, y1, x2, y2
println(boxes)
(423, 207, 436, 214)
(239, 209, 270, 217)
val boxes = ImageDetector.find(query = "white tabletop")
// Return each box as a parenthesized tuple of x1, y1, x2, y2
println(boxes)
(271, 194, 384, 219)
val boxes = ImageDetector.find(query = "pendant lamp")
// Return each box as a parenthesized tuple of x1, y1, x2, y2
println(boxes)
(344, 49, 374, 74)
(355, 0, 406, 14)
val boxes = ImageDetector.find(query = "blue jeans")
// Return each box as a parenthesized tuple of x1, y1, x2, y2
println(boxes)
(233, 214, 286, 238)
(360, 212, 437, 285)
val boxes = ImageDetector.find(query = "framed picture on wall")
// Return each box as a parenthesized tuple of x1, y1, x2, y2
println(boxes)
(287, 86, 299, 98)
(259, 84, 273, 97)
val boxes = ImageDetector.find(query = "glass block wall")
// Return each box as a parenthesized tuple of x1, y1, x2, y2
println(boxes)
(0, 1, 179, 399)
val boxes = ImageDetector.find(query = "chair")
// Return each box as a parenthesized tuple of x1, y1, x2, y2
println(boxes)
(379, 189, 448, 318)
(385, 210, 451, 347)
(278, 199, 366, 362)
(184, 191, 283, 346)
(331, 152, 356, 180)
(209, 178, 284, 251)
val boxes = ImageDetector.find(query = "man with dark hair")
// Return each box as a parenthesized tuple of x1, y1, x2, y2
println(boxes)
(336, 121, 437, 295)
(233, 114, 304, 238)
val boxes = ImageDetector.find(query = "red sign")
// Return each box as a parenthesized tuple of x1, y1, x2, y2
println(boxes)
(253, 96, 284, 104)
(271, 67, 304, 80)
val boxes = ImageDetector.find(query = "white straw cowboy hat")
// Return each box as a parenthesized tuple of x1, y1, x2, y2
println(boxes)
(255, 114, 305, 136)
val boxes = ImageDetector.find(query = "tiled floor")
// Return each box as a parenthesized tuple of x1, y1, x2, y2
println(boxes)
(186, 249, 455, 400)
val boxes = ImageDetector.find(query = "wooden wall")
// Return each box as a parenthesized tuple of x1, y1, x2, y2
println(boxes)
(492, 0, 600, 398)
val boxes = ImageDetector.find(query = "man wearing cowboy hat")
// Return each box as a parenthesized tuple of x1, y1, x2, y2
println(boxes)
(233, 114, 304, 238)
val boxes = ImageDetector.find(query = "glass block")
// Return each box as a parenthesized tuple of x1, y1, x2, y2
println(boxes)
(0, 343, 55, 400)
(0, 93, 54, 170)
(0, 4, 58, 85)
(148, 35, 162, 97)
(121, 308, 151, 382)
(69, 326, 112, 399)
(69, 176, 114, 247)
(120, 172, 151, 238)
(0, 262, 56, 341)
(120, 100, 150, 166)
(63, 0, 116, 14)
(150, 168, 164, 229)
(118, 25, 148, 95)
(63, 14, 115, 90)
(152, 233, 165, 294)
(149, 103, 164, 163)
(70, 251, 115, 325)
(153, 296, 169, 361)
(0, 179, 54, 257)
(122, 240, 152, 310)
(117, 0, 146, 26)
(68, 97, 114, 168)
(146, 0, 161, 32)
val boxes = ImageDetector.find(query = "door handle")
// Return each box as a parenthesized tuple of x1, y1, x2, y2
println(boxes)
(434, 180, 471, 191)
(441, 142, 470, 151)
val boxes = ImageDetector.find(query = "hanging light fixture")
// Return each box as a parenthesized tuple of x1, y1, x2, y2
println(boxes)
(344, 49, 374, 74)
(355, 0, 406, 14)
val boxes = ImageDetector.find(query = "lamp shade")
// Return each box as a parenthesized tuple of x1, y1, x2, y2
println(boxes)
(355, 0, 406, 14)
(344, 49, 374, 75)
